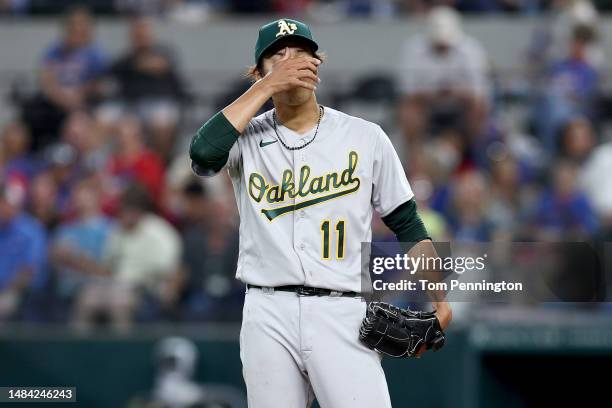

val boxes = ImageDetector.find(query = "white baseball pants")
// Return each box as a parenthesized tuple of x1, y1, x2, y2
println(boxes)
(240, 287, 392, 408)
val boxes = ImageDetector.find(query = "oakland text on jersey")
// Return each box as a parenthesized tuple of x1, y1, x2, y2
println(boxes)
(248, 150, 361, 221)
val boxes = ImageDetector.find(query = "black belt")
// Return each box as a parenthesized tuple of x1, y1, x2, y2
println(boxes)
(247, 284, 360, 298)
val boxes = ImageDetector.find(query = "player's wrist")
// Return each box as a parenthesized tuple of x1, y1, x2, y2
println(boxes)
(434, 302, 452, 330)
(254, 76, 276, 99)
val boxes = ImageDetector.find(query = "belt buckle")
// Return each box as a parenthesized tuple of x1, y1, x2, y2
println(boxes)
(296, 286, 318, 296)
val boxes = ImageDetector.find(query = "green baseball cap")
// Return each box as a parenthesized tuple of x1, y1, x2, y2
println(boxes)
(254, 18, 318, 64)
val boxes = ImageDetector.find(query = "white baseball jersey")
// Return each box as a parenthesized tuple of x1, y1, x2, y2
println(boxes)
(216, 106, 413, 292)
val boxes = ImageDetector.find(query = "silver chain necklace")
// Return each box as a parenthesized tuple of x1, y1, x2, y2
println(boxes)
(272, 105, 323, 151)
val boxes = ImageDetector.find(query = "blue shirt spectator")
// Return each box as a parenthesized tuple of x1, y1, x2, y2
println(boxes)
(534, 24, 599, 152)
(0, 213, 47, 291)
(532, 160, 599, 238)
(42, 41, 107, 88)
(53, 216, 112, 265)
(52, 215, 112, 295)
(548, 58, 598, 103)
(532, 189, 599, 237)
(50, 176, 113, 298)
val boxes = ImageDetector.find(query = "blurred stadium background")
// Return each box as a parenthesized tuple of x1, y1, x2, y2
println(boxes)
(1, 1, 612, 407)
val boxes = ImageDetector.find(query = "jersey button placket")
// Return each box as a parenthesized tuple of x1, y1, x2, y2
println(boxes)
(293, 150, 303, 253)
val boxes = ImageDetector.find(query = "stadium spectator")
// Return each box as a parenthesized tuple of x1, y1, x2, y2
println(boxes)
(534, 24, 599, 153)
(271, 0, 313, 14)
(61, 110, 110, 172)
(527, 0, 604, 78)
(179, 180, 241, 321)
(402, 0, 544, 14)
(398, 6, 490, 143)
(50, 176, 112, 317)
(0, 121, 36, 183)
(27, 170, 62, 232)
(411, 174, 450, 241)
(558, 116, 596, 162)
(445, 170, 495, 241)
(102, 115, 165, 213)
(531, 160, 599, 240)
(230, 0, 272, 13)
(0, 0, 29, 15)
(104, 16, 187, 162)
(0, 180, 47, 321)
(74, 184, 183, 330)
(487, 153, 531, 240)
(41, 142, 81, 215)
(404, 146, 451, 241)
(115, 0, 172, 15)
(23, 7, 106, 152)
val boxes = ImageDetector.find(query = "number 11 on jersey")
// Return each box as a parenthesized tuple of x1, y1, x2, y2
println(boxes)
(321, 220, 346, 260)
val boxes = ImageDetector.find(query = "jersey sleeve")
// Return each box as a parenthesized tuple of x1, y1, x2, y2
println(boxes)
(371, 125, 414, 217)
(190, 113, 243, 177)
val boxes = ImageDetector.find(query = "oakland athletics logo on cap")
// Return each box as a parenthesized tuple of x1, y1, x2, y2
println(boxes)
(254, 18, 319, 64)
(276, 20, 297, 37)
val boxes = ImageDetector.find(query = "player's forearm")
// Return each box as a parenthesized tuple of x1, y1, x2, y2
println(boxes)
(189, 80, 272, 174)
(408, 240, 452, 330)
(382, 201, 452, 325)
(222, 79, 273, 133)
(431, 298, 452, 329)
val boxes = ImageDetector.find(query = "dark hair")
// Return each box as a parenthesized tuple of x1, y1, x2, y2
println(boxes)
(119, 183, 154, 213)
(572, 24, 596, 43)
(183, 179, 206, 198)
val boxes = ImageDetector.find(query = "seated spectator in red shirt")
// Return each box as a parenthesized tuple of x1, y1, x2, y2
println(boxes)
(103, 115, 165, 213)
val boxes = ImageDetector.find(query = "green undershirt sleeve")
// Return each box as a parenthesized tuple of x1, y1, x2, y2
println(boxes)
(381, 199, 431, 244)
(189, 111, 241, 175)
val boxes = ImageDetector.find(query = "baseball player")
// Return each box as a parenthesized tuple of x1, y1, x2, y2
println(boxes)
(190, 18, 452, 408)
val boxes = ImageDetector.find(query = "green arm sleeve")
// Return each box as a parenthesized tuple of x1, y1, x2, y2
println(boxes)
(189, 111, 241, 175)
(381, 199, 431, 244)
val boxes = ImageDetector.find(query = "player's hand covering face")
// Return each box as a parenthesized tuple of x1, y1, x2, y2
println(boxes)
(257, 43, 321, 101)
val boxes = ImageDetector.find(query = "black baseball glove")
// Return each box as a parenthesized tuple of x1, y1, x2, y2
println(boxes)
(358, 302, 446, 358)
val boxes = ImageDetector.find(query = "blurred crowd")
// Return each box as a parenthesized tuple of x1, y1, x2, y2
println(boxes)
(377, 1, 611, 245)
(2, 0, 612, 17)
(1, 7, 241, 327)
(0, 1, 611, 327)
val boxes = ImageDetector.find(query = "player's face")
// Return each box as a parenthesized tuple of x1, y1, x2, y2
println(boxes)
(260, 42, 317, 106)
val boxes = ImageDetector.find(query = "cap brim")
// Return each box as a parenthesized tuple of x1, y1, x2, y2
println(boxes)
(257, 35, 319, 63)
